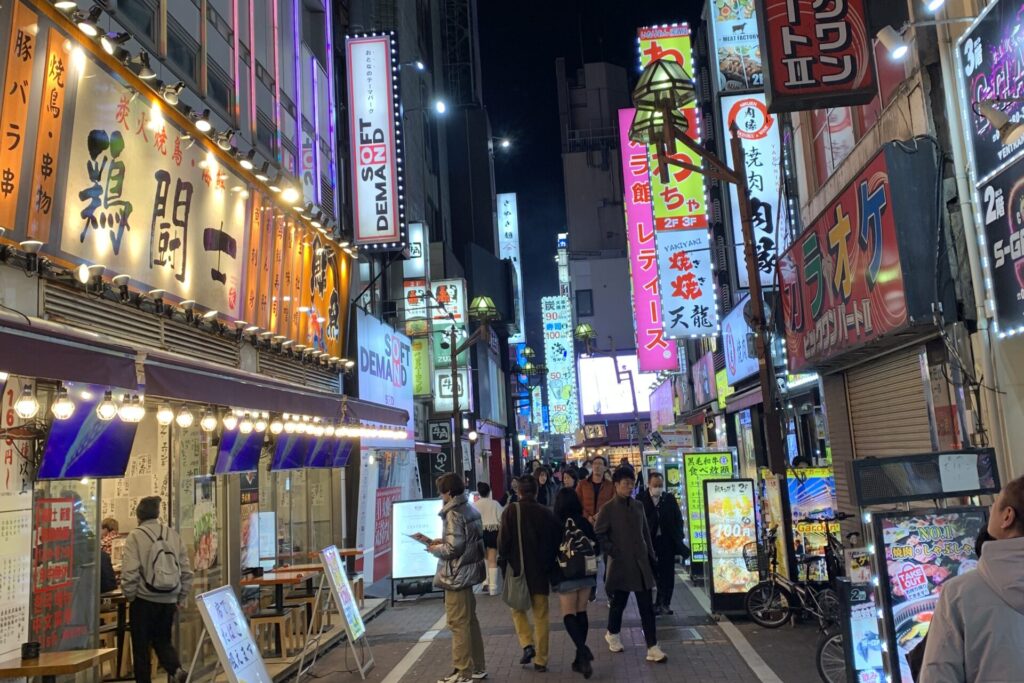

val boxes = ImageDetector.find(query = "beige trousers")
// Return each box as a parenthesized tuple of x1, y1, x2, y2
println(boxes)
(444, 587, 485, 675)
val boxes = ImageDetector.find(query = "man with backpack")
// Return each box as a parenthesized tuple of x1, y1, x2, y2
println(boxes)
(121, 496, 193, 683)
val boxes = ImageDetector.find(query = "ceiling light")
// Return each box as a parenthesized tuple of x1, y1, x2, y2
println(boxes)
(75, 6, 102, 37)
(876, 25, 908, 61)
(51, 386, 75, 421)
(156, 403, 175, 426)
(159, 81, 185, 105)
(14, 386, 39, 419)
(95, 391, 118, 421)
(238, 149, 256, 170)
(222, 412, 239, 431)
(187, 107, 212, 133)
(175, 405, 194, 429)
(100, 31, 129, 56)
(200, 408, 218, 432)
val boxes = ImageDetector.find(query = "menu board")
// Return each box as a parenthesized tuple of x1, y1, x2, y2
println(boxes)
(875, 508, 987, 683)
(391, 498, 444, 580)
(195, 585, 271, 683)
(787, 467, 839, 581)
(683, 451, 735, 561)
(704, 479, 758, 606)
(0, 508, 31, 659)
(843, 582, 885, 683)
(320, 545, 366, 642)
(31, 498, 75, 650)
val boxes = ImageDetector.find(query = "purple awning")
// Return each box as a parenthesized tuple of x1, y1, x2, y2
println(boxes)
(0, 315, 138, 387)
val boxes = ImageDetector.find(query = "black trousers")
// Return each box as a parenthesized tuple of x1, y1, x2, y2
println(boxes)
(607, 589, 657, 647)
(654, 548, 676, 606)
(130, 599, 182, 683)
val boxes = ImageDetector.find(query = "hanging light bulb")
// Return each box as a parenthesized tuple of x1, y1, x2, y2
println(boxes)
(117, 393, 134, 422)
(50, 385, 75, 421)
(120, 395, 145, 423)
(313, 424, 325, 438)
(175, 405, 194, 428)
(284, 420, 297, 434)
(200, 408, 218, 432)
(324, 423, 336, 438)
(95, 391, 118, 421)
(239, 413, 254, 434)
(156, 403, 175, 426)
(13, 385, 39, 419)
(269, 418, 284, 435)
(222, 412, 239, 431)
(254, 415, 268, 432)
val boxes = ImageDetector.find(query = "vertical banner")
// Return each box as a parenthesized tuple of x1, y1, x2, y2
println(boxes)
(637, 25, 718, 338)
(268, 215, 285, 333)
(757, 0, 877, 112)
(243, 195, 263, 325)
(0, 3, 40, 232)
(541, 295, 579, 435)
(256, 210, 274, 330)
(618, 108, 676, 372)
(709, 0, 763, 92)
(719, 93, 789, 287)
(497, 193, 526, 344)
(26, 29, 70, 242)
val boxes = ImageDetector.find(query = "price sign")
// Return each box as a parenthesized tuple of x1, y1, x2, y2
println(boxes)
(195, 586, 272, 683)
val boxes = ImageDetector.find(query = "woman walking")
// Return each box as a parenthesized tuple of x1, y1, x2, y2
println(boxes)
(553, 488, 598, 678)
(474, 482, 504, 596)
(536, 467, 559, 509)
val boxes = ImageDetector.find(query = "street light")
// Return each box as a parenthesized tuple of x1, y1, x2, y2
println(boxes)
(573, 322, 597, 354)
(629, 61, 787, 473)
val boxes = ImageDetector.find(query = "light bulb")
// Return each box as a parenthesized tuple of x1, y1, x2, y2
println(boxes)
(50, 386, 75, 420)
(314, 425, 325, 437)
(121, 395, 145, 423)
(200, 409, 218, 432)
(156, 403, 175, 426)
(95, 391, 118, 421)
(284, 421, 296, 434)
(14, 386, 39, 419)
(222, 412, 239, 431)
(254, 416, 267, 432)
(175, 405, 194, 428)
(239, 413, 254, 434)
(269, 419, 284, 435)
(324, 424, 335, 437)
(117, 393, 134, 421)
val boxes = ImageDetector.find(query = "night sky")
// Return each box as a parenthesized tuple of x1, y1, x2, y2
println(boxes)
(478, 0, 702, 357)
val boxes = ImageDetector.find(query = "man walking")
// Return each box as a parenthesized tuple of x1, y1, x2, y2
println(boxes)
(498, 475, 560, 671)
(637, 471, 687, 614)
(920, 475, 1024, 682)
(429, 473, 488, 683)
(595, 467, 667, 663)
(120, 496, 193, 683)
(576, 457, 613, 524)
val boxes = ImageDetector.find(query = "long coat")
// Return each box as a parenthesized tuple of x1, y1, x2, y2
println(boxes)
(498, 499, 560, 596)
(594, 494, 656, 593)
(637, 489, 687, 558)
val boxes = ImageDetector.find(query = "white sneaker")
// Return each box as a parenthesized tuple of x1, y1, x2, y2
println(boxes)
(646, 644, 667, 662)
(471, 671, 488, 680)
(437, 672, 471, 683)
(605, 631, 624, 653)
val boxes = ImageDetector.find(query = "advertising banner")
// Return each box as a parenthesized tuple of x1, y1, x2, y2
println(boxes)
(649, 380, 675, 432)
(404, 222, 427, 278)
(391, 498, 444, 580)
(432, 367, 473, 414)
(498, 193, 526, 344)
(978, 147, 1024, 335)
(0, 506, 30, 659)
(704, 479, 759, 608)
(723, 295, 759, 385)
(715, 370, 735, 410)
(956, 0, 1024, 185)
(411, 336, 431, 396)
(758, 470, 791, 578)
(531, 385, 544, 431)
(719, 93, 789, 287)
(541, 295, 580, 435)
(618, 108, 676, 371)
(709, 0, 763, 92)
(843, 581, 885, 683)
(403, 278, 429, 335)
(787, 467, 839, 582)
(683, 451, 735, 561)
(0, 2, 40, 232)
(691, 352, 717, 407)
(356, 308, 414, 441)
(756, 0, 877, 112)
(320, 545, 366, 642)
(577, 354, 659, 418)
(346, 34, 405, 250)
(195, 585, 272, 683)
(778, 149, 906, 372)
(30, 498, 77, 650)
(875, 509, 987, 683)
(26, 28, 70, 243)
(654, 219, 718, 339)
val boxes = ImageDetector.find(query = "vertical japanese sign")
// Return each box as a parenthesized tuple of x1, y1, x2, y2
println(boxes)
(306, 233, 345, 357)
(345, 34, 406, 251)
(530, 385, 544, 432)
(723, 294, 760, 384)
(618, 108, 676, 371)
(411, 336, 431, 396)
(778, 149, 906, 371)
(638, 25, 718, 338)
(757, 0, 877, 112)
(26, 29, 69, 242)
(720, 93, 789, 287)
(683, 451, 735, 561)
(403, 278, 429, 335)
(541, 295, 579, 435)
(431, 278, 468, 366)
(710, 0, 763, 92)
(31, 498, 74, 650)
(497, 193, 526, 343)
(0, 3, 39, 232)
(242, 194, 263, 325)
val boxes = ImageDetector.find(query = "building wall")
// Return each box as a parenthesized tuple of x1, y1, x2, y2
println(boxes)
(569, 256, 634, 352)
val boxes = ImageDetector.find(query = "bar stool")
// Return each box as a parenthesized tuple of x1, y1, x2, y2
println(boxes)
(250, 608, 298, 659)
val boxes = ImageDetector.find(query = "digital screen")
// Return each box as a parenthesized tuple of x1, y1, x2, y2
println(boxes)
(705, 479, 758, 596)
(876, 509, 987, 683)
(391, 498, 444, 580)
(788, 467, 840, 582)
(845, 582, 885, 682)
(214, 430, 265, 474)
(577, 354, 659, 417)
(37, 383, 139, 479)
(270, 434, 312, 470)
(683, 452, 734, 561)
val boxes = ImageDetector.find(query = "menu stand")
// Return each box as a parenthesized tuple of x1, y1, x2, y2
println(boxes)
(295, 574, 374, 681)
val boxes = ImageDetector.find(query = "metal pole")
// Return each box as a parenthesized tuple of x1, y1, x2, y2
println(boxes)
(729, 123, 788, 475)
(450, 324, 463, 478)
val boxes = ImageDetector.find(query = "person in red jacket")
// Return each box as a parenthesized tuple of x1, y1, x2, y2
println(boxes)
(576, 457, 613, 523)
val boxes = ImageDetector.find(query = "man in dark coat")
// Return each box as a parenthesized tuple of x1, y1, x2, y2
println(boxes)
(498, 475, 560, 671)
(594, 467, 667, 663)
(637, 471, 687, 614)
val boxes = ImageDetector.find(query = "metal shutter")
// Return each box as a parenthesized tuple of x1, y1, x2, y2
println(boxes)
(845, 346, 935, 458)
(821, 373, 857, 514)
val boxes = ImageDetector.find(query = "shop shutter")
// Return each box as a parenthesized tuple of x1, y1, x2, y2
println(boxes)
(821, 373, 857, 515)
(845, 346, 934, 458)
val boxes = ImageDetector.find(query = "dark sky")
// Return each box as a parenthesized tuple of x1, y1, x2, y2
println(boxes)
(478, 0, 702, 356)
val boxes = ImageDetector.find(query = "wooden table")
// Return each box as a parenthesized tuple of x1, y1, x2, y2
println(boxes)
(100, 589, 128, 679)
(241, 570, 323, 655)
(0, 648, 115, 683)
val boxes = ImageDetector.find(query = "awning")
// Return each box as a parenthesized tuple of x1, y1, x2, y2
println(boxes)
(415, 441, 443, 454)
(0, 314, 138, 387)
(726, 386, 763, 414)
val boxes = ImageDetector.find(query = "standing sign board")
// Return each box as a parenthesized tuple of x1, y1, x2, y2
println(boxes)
(194, 586, 272, 683)
(682, 450, 736, 562)
(321, 545, 367, 642)
(756, 0, 877, 112)
(391, 499, 444, 580)
(703, 479, 758, 612)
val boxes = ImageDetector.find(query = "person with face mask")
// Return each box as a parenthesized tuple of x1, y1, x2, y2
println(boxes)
(637, 471, 687, 614)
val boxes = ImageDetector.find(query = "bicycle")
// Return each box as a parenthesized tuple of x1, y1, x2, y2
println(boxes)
(815, 625, 846, 683)
(743, 525, 841, 629)
(796, 511, 857, 589)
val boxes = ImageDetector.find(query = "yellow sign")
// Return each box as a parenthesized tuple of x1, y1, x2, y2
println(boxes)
(412, 336, 431, 396)
(26, 28, 70, 242)
(0, 3, 39, 233)
(716, 369, 735, 410)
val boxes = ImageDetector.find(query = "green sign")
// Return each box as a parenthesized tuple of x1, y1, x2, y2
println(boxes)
(431, 327, 469, 366)
(684, 451, 735, 562)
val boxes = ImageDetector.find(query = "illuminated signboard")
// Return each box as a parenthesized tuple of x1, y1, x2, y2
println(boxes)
(704, 479, 758, 607)
(356, 308, 413, 443)
(683, 451, 735, 561)
(346, 34, 406, 250)
(691, 352, 717, 407)
(541, 295, 579, 435)
(498, 193, 526, 344)
(577, 354, 660, 418)
(723, 294, 759, 385)
(709, 0, 763, 92)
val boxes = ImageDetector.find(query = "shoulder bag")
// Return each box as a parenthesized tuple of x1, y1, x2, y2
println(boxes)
(501, 503, 532, 611)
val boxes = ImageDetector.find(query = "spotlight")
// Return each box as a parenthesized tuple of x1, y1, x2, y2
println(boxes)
(200, 408, 218, 432)
(180, 299, 197, 322)
(158, 81, 185, 105)
(175, 405, 195, 428)
(156, 403, 175, 426)
(238, 149, 256, 170)
(267, 173, 283, 194)
(187, 107, 212, 133)
(128, 51, 157, 80)
(100, 31, 129, 56)
(876, 26, 908, 61)
(213, 129, 236, 151)
(112, 274, 131, 301)
(51, 386, 75, 421)
(95, 391, 118, 421)
(222, 412, 239, 431)
(977, 101, 1024, 146)
(280, 183, 301, 205)
(19, 240, 44, 274)
(14, 386, 39, 419)
(147, 288, 166, 314)
(254, 162, 272, 182)
(74, 6, 102, 37)
(202, 308, 219, 321)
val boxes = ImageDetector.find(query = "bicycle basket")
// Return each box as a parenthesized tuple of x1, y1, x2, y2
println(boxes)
(742, 542, 761, 572)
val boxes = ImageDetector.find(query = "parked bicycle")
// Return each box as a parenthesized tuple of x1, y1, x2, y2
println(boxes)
(815, 626, 846, 683)
(797, 511, 856, 589)
(743, 525, 841, 629)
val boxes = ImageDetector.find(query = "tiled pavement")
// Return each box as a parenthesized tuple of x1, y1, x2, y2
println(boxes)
(303, 573, 773, 682)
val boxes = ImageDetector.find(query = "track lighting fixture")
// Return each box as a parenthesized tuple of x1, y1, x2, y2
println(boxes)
(158, 81, 185, 105)
(74, 6, 102, 37)
(128, 51, 156, 80)
(213, 129, 236, 151)
(53, 0, 78, 10)
(112, 274, 131, 302)
(100, 31, 129, 56)
(180, 299, 197, 323)
(186, 107, 212, 133)
(267, 173, 283, 194)
(237, 149, 256, 170)
(19, 240, 44, 274)
(254, 162, 272, 182)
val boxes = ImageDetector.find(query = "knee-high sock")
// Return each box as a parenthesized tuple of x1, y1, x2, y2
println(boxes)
(563, 614, 583, 652)
(576, 611, 590, 648)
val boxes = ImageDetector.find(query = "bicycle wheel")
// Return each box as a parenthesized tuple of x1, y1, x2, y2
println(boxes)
(816, 630, 846, 683)
(745, 581, 792, 628)
(816, 588, 841, 628)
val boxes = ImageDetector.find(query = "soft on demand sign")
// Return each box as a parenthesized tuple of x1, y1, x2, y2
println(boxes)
(346, 34, 405, 250)
(356, 308, 413, 438)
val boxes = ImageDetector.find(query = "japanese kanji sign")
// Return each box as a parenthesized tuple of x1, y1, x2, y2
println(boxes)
(403, 277, 429, 336)
(541, 295, 580, 435)
(26, 28, 69, 242)
(757, 0, 877, 112)
(778, 149, 906, 371)
(720, 93, 790, 287)
(618, 108, 677, 371)
(0, 3, 39, 233)
(346, 34, 405, 250)
(497, 193, 526, 344)
(656, 230, 718, 338)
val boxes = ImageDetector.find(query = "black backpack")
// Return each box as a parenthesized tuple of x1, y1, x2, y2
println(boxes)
(557, 518, 597, 580)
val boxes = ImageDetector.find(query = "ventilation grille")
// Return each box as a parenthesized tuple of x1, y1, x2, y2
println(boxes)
(164, 320, 238, 366)
(258, 351, 341, 394)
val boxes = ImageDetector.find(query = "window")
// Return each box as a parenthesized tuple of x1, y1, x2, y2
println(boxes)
(256, 109, 278, 157)
(207, 62, 235, 123)
(116, 0, 159, 45)
(167, 16, 200, 85)
(576, 289, 594, 317)
(810, 108, 856, 187)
